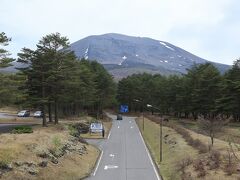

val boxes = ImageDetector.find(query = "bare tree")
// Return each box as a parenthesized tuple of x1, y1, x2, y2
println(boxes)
(198, 115, 229, 146)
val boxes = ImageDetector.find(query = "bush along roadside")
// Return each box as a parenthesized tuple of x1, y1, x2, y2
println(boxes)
(12, 126, 33, 134)
(68, 123, 89, 137)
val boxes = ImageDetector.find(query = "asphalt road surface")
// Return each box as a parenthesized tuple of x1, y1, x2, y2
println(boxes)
(0, 124, 29, 133)
(0, 112, 16, 119)
(87, 114, 161, 180)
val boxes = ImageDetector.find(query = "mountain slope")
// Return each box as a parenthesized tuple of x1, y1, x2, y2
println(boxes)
(69, 33, 230, 78)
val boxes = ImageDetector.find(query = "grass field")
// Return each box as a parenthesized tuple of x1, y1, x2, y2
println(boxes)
(136, 116, 240, 180)
(136, 117, 198, 179)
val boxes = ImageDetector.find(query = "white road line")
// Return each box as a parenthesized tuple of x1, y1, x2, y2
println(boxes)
(109, 154, 115, 158)
(93, 150, 103, 176)
(104, 165, 118, 170)
(118, 126, 120, 128)
(130, 126, 133, 129)
(107, 129, 112, 139)
(139, 131, 161, 180)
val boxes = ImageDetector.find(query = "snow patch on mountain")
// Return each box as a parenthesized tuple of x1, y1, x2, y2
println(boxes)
(159, 42, 175, 51)
(84, 48, 89, 59)
(118, 56, 127, 65)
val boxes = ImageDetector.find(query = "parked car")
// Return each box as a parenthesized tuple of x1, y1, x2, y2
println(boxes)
(17, 110, 30, 117)
(117, 114, 123, 120)
(33, 111, 43, 118)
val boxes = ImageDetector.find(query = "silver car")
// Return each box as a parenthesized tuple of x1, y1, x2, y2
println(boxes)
(33, 111, 43, 118)
(17, 110, 30, 117)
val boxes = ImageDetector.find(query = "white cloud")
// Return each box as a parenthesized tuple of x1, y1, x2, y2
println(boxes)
(0, 0, 239, 64)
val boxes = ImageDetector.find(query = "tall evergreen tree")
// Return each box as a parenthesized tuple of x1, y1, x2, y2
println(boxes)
(0, 32, 14, 68)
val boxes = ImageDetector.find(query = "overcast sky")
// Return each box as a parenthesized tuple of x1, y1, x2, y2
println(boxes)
(1, 0, 240, 65)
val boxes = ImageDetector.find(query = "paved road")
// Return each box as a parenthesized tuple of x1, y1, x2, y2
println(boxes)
(0, 112, 16, 119)
(87, 114, 161, 180)
(0, 124, 29, 133)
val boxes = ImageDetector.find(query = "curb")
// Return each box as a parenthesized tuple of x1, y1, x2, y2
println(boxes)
(80, 145, 102, 179)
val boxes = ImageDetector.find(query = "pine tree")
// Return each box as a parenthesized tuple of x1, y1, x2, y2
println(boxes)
(0, 32, 14, 68)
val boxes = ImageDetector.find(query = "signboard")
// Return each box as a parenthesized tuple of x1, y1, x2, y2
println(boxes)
(90, 123, 103, 133)
(120, 105, 129, 113)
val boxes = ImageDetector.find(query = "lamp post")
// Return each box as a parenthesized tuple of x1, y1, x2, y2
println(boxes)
(134, 99, 144, 131)
(147, 104, 162, 162)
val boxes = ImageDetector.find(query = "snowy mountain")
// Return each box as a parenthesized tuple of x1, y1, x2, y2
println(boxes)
(1, 33, 230, 79)
(69, 33, 230, 78)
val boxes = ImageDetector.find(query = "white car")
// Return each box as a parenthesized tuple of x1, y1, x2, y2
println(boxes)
(33, 111, 43, 118)
(17, 110, 30, 117)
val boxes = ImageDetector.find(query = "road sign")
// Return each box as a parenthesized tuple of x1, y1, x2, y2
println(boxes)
(90, 122, 103, 133)
(120, 105, 128, 113)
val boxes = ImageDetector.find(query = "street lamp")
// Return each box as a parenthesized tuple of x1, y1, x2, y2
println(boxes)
(147, 104, 163, 163)
(134, 99, 145, 131)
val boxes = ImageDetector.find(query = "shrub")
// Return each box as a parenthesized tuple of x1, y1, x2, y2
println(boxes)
(193, 159, 206, 177)
(12, 126, 33, 134)
(68, 122, 90, 138)
(176, 157, 193, 174)
(49, 136, 63, 157)
(224, 150, 236, 175)
(52, 136, 62, 149)
(68, 125, 79, 137)
(208, 150, 221, 169)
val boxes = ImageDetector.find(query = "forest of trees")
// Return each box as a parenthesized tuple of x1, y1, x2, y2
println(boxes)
(117, 61, 240, 121)
(1, 31, 240, 126)
(0, 32, 116, 126)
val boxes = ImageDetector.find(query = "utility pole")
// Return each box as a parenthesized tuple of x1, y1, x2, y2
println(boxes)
(147, 104, 163, 162)
(134, 99, 145, 131)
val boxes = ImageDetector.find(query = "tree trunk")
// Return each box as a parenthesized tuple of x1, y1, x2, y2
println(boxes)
(42, 104, 47, 127)
(211, 136, 214, 146)
(48, 102, 52, 122)
(41, 74, 47, 127)
(54, 99, 58, 124)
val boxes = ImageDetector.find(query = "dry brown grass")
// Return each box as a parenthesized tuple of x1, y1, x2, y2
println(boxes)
(0, 122, 99, 180)
(138, 117, 240, 180)
(0, 106, 19, 114)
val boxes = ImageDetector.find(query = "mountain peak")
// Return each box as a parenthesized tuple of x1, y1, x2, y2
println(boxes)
(69, 33, 230, 78)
